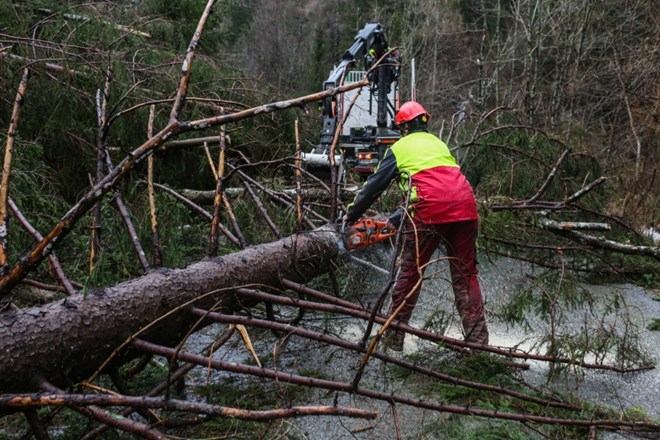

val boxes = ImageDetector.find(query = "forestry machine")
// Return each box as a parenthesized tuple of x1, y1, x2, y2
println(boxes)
(302, 22, 402, 180)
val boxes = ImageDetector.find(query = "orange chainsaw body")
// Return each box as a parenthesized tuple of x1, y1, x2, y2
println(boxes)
(344, 218, 396, 250)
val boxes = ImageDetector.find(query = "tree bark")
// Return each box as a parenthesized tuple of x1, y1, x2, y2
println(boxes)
(0, 227, 341, 393)
(179, 186, 360, 204)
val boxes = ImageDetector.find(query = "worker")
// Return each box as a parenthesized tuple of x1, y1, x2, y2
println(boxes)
(343, 101, 489, 351)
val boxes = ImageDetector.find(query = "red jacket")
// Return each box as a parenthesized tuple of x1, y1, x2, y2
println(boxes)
(346, 131, 478, 224)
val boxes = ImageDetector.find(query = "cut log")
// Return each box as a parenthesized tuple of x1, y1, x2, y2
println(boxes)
(0, 227, 342, 393)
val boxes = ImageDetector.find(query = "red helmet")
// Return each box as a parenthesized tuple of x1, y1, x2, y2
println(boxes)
(395, 101, 430, 126)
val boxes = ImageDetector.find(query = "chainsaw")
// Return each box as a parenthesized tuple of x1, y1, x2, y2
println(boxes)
(342, 217, 397, 250)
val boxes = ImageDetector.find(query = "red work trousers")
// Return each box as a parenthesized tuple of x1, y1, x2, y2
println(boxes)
(387, 219, 489, 344)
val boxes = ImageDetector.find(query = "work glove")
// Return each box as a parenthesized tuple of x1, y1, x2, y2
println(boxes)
(387, 208, 405, 229)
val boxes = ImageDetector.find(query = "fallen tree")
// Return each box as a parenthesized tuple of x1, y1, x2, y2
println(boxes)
(0, 227, 341, 393)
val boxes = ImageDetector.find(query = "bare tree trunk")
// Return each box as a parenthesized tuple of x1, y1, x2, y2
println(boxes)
(0, 227, 341, 393)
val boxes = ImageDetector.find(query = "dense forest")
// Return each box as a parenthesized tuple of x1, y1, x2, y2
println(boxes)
(0, 1, 658, 439)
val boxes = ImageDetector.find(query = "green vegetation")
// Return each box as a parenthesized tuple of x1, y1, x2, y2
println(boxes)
(495, 269, 653, 382)
(393, 349, 594, 439)
(389, 346, 655, 439)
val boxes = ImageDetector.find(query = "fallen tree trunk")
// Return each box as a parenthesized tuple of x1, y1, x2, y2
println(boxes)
(179, 185, 360, 204)
(0, 227, 341, 393)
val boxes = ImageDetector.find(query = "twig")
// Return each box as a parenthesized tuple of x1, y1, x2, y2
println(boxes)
(242, 180, 280, 239)
(8, 199, 76, 295)
(294, 119, 304, 231)
(468, 106, 511, 143)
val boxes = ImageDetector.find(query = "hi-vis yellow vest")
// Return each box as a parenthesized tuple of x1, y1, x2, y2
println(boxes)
(347, 131, 478, 224)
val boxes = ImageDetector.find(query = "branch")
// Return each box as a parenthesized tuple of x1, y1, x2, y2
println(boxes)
(79, 326, 237, 440)
(490, 176, 608, 211)
(184, 77, 369, 132)
(234, 288, 654, 373)
(526, 149, 569, 204)
(192, 308, 579, 412)
(563, 176, 608, 205)
(539, 220, 611, 231)
(0, 67, 30, 275)
(232, 166, 324, 227)
(33, 8, 151, 38)
(133, 339, 660, 432)
(38, 381, 165, 440)
(8, 199, 76, 295)
(169, 0, 217, 121)
(97, 69, 151, 272)
(542, 221, 660, 260)
(242, 180, 281, 239)
(152, 183, 240, 247)
(0, 393, 376, 421)
(146, 105, 162, 266)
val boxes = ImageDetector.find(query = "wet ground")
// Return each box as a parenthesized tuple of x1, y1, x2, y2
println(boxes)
(187, 253, 660, 439)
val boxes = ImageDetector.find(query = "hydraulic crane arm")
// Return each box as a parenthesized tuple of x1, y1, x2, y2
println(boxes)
(319, 22, 398, 149)
(324, 22, 388, 88)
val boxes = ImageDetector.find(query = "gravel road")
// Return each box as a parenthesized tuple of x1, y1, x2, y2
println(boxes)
(186, 254, 659, 439)
(288, 255, 660, 439)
